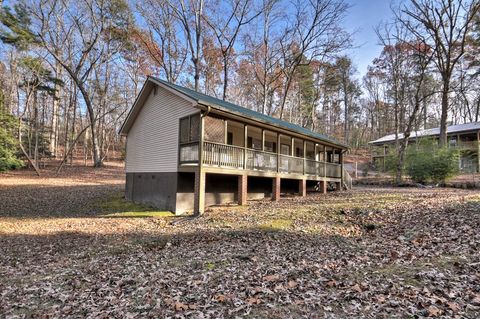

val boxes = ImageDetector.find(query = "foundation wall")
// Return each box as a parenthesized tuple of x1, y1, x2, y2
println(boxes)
(125, 172, 178, 212)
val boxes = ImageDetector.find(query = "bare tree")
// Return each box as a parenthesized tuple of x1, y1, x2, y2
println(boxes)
(30, 0, 132, 167)
(167, 0, 204, 91)
(204, 0, 260, 100)
(277, 0, 351, 120)
(136, 0, 188, 82)
(243, 0, 284, 114)
(400, 0, 480, 146)
(395, 40, 435, 184)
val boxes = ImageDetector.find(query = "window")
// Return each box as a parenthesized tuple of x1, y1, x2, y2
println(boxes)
(179, 114, 200, 144)
(295, 147, 302, 157)
(264, 141, 276, 153)
(281, 144, 290, 155)
(247, 137, 262, 150)
(227, 132, 233, 145)
(449, 137, 457, 147)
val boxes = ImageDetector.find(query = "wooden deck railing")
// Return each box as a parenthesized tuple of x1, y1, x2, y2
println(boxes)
(246, 149, 277, 172)
(279, 154, 304, 174)
(325, 162, 341, 178)
(451, 140, 479, 150)
(305, 159, 325, 176)
(203, 142, 244, 168)
(179, 142, 199, 163)
(179, 141, 343, 179)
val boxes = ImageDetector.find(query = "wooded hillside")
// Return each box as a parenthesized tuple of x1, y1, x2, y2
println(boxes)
(1, 0, 479, 170)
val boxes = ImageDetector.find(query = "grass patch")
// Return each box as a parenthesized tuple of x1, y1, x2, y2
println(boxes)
(204, 259, 230, 271)
(260, 218, 294, 231)
(103, 211, 174, 218)
(99, 193, 174, 218)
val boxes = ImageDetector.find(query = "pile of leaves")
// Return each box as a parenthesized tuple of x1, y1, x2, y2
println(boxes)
(1, 168, 479, 318)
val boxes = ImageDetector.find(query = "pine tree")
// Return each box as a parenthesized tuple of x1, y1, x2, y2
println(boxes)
(0, 90, 23, 171)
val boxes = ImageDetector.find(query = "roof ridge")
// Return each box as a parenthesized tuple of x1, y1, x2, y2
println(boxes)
(370, 121, 480, 144)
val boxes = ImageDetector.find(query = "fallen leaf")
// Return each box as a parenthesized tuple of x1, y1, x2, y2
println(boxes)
(427, 305, 442, 317)
(246, 297, 261, 305)
(446, 302, 460, 312)
(351, 284, 362, 293)
(263, 274, 280, 282)
(174, 302, 189, 312)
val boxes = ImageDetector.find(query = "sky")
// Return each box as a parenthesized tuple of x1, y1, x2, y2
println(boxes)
(343, 0, 397, 78)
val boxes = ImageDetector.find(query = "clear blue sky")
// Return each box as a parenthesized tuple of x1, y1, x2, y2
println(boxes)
(343, 0, 397, 78)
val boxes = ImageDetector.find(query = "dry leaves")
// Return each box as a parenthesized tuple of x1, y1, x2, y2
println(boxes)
(1, 166, 480, 317)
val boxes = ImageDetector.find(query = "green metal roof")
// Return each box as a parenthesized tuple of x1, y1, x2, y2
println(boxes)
(151, 77, 348, 149)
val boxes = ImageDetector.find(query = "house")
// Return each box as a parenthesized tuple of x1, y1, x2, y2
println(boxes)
(120, 77, 351, 214)
(369, 122, 480, 173)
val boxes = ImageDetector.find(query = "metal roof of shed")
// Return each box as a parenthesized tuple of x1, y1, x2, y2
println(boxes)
(369, 122, 480, 145)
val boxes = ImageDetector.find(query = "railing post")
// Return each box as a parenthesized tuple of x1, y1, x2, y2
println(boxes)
(243, 124, 247, 170)
(340, 150, 344, 188)
(303, 140, 306, 175)
(324, 147, 327, 178)
(477, 131, 480, 173)
(277, 134, 281, 173)
(194, 115, 205, 215)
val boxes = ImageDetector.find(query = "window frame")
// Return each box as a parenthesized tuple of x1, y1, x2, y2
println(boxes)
(179, 113, 200, 145)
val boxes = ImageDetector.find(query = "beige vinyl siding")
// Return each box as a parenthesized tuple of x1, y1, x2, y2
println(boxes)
(126, 86, 197, 173)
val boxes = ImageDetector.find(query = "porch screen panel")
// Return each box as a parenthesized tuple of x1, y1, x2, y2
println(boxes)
(204, 116, 225, 143)
(190, 114, 200, 142)
(180, 118, 190, 143)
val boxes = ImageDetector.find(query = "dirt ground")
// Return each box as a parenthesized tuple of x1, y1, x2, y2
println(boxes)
(1, 165, 480, 318)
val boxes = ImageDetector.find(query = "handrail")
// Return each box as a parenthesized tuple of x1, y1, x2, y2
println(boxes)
(342, 168, 353, 189)
(203, 140, 245, 151)
(184, 141, 346, 180)
(203, 141, 244, 168)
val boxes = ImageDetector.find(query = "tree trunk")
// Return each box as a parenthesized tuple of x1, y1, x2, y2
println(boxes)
(49, 61, 61, 157)
(74, 79, 102, 167)
(33, 91, 39, 169)
(222, 55, 228, 100)
(192, 57, 200, 92)
(279, 74, 294, 120)
(343, 76, 348, 144)
(439, 78, 450, 147)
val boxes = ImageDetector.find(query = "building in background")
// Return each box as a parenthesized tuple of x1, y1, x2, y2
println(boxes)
(369, 123, 480, 173)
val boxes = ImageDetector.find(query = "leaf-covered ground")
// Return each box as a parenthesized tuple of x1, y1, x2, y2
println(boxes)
(1, 165, 480, 318)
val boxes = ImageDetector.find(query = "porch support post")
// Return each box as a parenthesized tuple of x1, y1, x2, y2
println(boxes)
(477, 130, 480, 173)
(194, 114, 205, 215)
(335, 181, 342, 192)
(194, 170, 206, 214)
(277, 134, 281, 173)
(291, 137, 294, 156)
(224, 119, 228, 144)
(261, 129, 265, 151)
(238, 174, 248, 206)
(299, 178, 307, 197)
(323, 146, 327, 178)
(340, 150, 344, 188)
(319, 180, 327, 194)
(303, 140, 306, 175)
(243, 124, 247, 169)
(272, 176, 281, 201)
